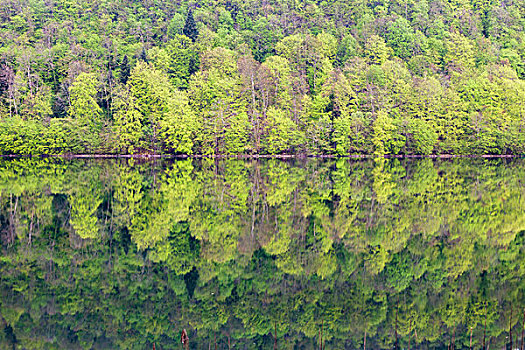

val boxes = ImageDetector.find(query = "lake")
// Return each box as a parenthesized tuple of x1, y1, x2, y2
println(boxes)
(0, 157, 524, 349)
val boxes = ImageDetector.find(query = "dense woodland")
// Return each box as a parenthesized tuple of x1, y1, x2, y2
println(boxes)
(1, 158, 525, 348)
(0, 0, 524, 155)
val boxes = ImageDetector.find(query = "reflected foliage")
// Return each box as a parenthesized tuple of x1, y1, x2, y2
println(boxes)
(1, 158, 525, 349)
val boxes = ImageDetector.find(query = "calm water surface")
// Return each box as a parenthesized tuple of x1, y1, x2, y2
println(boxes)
(1, 158, 524, 349)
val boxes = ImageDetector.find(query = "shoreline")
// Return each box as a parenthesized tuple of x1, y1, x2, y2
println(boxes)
(0, 154, 523, 159)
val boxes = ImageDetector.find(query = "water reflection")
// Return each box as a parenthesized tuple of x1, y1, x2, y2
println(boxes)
(0, 157, 524, 349)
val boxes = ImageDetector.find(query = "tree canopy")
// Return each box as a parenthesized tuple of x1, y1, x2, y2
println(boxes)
(0, 0, 523, 155)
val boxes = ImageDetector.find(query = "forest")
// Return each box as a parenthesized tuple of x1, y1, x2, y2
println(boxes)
(0, 0, 524, 155)
(1, 158, 525, 348)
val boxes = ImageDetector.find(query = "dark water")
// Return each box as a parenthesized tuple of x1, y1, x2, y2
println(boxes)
(0, 157, 524, 349)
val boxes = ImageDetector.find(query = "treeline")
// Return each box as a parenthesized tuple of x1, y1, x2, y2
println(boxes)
(0, 0, 524, 155)
(1, 158, 525, 348)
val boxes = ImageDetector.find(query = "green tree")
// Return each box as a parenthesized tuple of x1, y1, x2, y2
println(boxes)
(127, 62, 172, 153)
(406, 119, 437, 154)
(119, 55, 131, 84)
(68, 72, 102, 127)
(385, 17, 415, 59)
(161, 90, 198, 154)
(372, 111, 405, 155)
(365, 35, 391, 65)
(150, 35, 198, 89)
(112, 85, 143, 154)
(264, 107, 304, 154)
(188, 48, 249, 154)
(444, 32, 475, 75)
(69, 185, 102, 240)
(183, 10, 198, 42)
(333, 111, 371, 155)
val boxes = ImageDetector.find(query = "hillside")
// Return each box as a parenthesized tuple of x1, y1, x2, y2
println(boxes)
(0, 0, 524, 155)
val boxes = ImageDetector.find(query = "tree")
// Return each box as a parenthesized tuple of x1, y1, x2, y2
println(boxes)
(161, 90, 198, 154)
(407, 119, 437, 154)
(385, 18, 416, 60)
(183, 10, 198, 42)
(68, 72, 102, 127)
(28, 85, 53, 120)
(444, 32, 475, 75)
(188, 47, 249, 154)
(304, 93, 333, 154)
(333, 111, 371, 155)
(365, 35, 391, 65)
(262, 56, 294, 114)
(167, 13, 185, 38)
(264, 107, 304, 154)
(127, 62, 172, 153)
(112, 85, 143, 154)
(372, 110, 405, 155)
(150, 35, 198, 89)
(119, 55, 131, 84)
(69, 185, 102, 240)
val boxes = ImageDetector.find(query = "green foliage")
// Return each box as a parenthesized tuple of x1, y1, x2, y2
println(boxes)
(372, 111, 405, 155)
(0, 0, 523, 155)
(69, 186, 102, 240)
(167, 13, 185, 39)
(68, 72, 102, 127)
(365, 35, 391, 65)
(264, 107, 304, 154)
(127, 61, 172, 152)
(119, 55, 131, 85)
(444, 32, 476, 74)
(188, 47, 249, 155)
(407, 119, 438, 155)
(385, 17, 416, 59)
(0, 117, 84, 155)
(183, 10, 198, 42)
(161, 90, 198, 154)
(333, 111, 371, 155)
(112, 85, 143, 154)
(150, 35, 198, 89)
(0, 158, 524, 348)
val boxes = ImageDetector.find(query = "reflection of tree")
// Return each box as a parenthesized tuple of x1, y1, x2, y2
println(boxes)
(69, 186, 102, 240)
(149, 222, 200, 276)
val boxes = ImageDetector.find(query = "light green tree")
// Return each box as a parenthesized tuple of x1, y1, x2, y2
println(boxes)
(372, 110, 405, 155)
(161, 90, 198, 154)
(365, 35, 391, 65)
(333, 111, 371, 155)
(264, 107, 304, 154)
(69, 186, 102, 240)
(127, 61, 172, 152)
(444, 32, 475, 75)
(150, 35, 197, 89)
(407, 119, 437, 154)
(68, 72, 102, 127)
(112, 85, 143, 154)
(188, 47, 249, 155)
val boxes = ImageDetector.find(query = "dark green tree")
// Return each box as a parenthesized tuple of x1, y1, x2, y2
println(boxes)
(183, 10, 198, 42)
(139, 48, 148, 62)
(119, 55, 131, 84)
